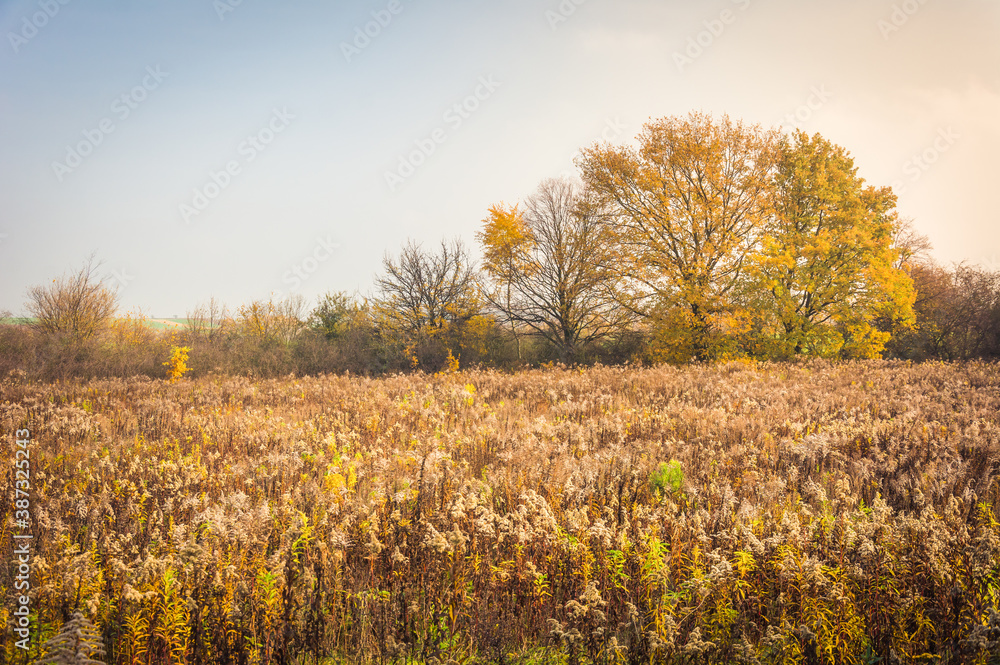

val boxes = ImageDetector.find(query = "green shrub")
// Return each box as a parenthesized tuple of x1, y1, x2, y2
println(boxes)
(650, 459, 684, 496)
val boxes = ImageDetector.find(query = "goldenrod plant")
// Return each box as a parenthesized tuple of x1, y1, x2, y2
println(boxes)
(37, 611, 107, 665)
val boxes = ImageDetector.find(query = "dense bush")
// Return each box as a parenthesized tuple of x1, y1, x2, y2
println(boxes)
(886, 263, 1000, 361)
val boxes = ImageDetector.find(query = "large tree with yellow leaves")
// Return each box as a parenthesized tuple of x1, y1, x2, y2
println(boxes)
(750, 130, 915, 358)
(578, 112, 779, 360)
(578, 114, 915, 360)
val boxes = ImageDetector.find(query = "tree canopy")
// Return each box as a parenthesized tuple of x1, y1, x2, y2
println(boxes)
(750, 130, 915, 358)
(578, 112, 780, 359)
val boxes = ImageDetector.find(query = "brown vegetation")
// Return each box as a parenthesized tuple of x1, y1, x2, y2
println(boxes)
(2, 361, 999, 663)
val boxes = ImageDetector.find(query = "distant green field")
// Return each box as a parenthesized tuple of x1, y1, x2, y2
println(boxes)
(145, 318, 190, 330)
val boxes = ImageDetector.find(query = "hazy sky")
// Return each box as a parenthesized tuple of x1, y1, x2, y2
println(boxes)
(1, 0, 998, 317)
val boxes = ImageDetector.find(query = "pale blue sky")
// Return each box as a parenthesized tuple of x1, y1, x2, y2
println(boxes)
(2, 0, 998, 316)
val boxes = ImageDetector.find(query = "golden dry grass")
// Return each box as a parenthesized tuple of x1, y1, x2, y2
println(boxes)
(2, 360, 999, 663)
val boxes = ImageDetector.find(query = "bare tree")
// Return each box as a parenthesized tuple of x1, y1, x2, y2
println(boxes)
(481, 178, 630, 360)
(26, 255, 119, 343)
(892, 216, 934, 271)
(375, 238, 480, 334)
(186, 297, 228, 343)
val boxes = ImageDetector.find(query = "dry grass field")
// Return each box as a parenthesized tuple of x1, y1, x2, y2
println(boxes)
(3, 360, 1000, 664)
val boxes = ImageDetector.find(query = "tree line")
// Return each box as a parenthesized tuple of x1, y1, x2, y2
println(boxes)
(2, 113, 998, 379)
